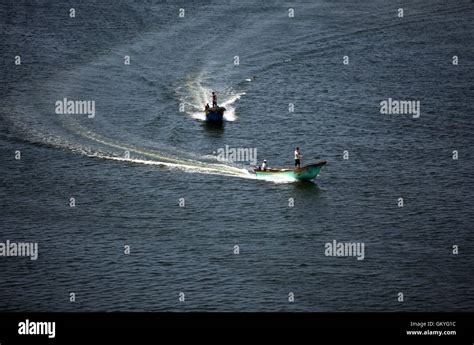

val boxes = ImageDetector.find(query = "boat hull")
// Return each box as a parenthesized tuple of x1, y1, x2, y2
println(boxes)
(205, 106, 226, 122)
(254, 161, 327, 181)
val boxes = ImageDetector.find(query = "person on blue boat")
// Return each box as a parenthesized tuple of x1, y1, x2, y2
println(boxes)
(205, 103, 210, 111)
(294, 147, 302, 168)
(211, 92, 217, 107)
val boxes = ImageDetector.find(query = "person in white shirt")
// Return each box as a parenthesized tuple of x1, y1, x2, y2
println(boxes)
(294, 147, 302, 168)
(261, 160, 267, 171)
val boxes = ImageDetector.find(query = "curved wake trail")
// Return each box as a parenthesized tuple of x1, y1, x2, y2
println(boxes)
(93, 154, 251, 178)
(76, 126, 300, 183)
(78, 132, 296, 183)
(60, 119, 254, 179)
(19, 116, 296, 183)
(2, 106, 253, 180)
(4, 110, 298, 183)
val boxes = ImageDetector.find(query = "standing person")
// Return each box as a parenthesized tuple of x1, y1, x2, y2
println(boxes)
(212, 92, 217, 107)
(294, 147, 302, 168)
(261, 159, 267, 171)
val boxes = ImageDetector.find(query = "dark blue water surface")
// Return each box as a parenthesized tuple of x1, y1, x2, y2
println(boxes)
(1, 0, 473, 311)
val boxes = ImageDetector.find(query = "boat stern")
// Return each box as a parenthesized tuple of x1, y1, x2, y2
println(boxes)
(205, 106, 226, 122)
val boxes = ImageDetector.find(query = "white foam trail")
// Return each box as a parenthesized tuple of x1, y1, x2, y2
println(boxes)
(72, 121, 300, 183)
(65, 121, 257, 178)
(220, 92, 245, 122)
(77, 126, 299, 183)
(90, 154, 298, 183)
(88, 154, 254, 178)
(190, 111, 206, 121)
(11, 115, 297, 183)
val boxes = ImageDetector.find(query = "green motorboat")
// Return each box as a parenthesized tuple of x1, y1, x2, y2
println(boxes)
(252, 161, 327, 181)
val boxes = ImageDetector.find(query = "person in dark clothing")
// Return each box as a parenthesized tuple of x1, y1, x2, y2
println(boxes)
(212, 92, 217, 107)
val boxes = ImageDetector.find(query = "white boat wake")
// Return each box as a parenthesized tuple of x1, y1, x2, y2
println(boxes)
(176, 73, 245, 122)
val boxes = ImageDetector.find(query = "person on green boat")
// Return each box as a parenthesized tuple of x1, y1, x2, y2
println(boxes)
(294, 147, 302, 168)
(261, 160, 267, 171)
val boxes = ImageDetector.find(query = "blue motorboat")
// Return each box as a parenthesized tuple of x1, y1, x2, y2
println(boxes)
(205, 106, 226, 122)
